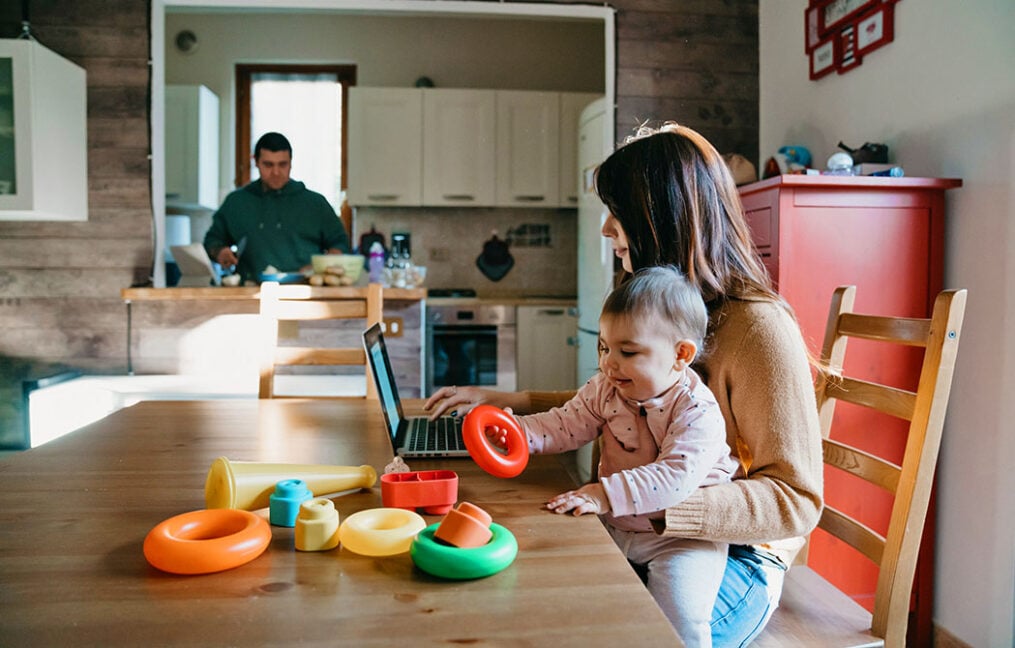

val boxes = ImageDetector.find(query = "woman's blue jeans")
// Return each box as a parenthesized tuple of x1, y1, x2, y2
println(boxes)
(710, 545, 787, 648)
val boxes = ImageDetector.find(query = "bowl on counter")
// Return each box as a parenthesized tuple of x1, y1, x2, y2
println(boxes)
(311, 254, 364, 283)
(258, 271, 307, 284)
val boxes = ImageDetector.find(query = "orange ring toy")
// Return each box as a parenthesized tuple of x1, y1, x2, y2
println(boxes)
(144, 509, 271, 575)
(462, 405, 529, 478)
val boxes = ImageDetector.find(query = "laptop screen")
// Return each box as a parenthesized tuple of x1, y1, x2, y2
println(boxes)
(363, 323, 404, 446)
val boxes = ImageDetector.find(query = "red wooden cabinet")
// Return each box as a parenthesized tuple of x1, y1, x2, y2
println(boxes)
(739, 174, 962, 647)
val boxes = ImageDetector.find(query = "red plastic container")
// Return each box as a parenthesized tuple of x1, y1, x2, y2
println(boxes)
(380, 470, 459, 515)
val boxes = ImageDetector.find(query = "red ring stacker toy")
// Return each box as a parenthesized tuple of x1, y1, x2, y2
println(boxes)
(462, 405, 529, 478)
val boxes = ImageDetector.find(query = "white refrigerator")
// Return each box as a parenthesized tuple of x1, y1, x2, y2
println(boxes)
(575, 97, 615, 387)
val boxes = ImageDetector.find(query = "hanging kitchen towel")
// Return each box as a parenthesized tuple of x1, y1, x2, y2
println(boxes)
(476, 233, 514, 282)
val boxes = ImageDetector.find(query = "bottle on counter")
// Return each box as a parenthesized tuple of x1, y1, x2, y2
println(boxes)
(368, 242, 386, 284)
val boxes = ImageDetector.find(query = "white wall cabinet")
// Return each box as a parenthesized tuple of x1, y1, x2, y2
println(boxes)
(0, 39, 87, 221)
(559, 93, 601, 208)
(347, 88, 601, 209)
(422, 89, 496, 207)
(495, 91, 560, 208)
(347, 87, 423, 206)
(516, 305, 578, 391)
(165, 85, 220, 210)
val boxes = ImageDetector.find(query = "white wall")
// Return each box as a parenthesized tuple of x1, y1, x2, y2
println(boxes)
(760, 2, 1014, 645)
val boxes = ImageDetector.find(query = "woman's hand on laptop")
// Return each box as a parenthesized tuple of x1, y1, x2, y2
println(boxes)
(424, 386, 530, 420)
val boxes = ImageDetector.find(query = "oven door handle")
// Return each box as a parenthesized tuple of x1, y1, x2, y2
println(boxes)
(431, 329, 501, 337)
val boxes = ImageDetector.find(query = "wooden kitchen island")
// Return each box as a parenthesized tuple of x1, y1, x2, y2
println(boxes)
(0, 398, 680, 646)
(119, 285, 427, 395)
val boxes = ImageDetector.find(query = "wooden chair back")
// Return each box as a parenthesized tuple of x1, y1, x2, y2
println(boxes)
(755, 285, 966, 647)
(258, 281, 383, 399)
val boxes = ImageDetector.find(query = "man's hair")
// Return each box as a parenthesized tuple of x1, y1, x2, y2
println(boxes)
(601, 266, 708, 351)
(254, 132, 292, 160)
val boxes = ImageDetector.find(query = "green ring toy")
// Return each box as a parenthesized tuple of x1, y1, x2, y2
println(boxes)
(410, 522, 518, 580)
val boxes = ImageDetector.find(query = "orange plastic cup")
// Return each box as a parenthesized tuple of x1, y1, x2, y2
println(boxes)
(434, 502, 494, 548)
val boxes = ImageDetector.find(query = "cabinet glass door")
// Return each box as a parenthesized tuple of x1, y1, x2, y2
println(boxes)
(0, 57, 15, 196)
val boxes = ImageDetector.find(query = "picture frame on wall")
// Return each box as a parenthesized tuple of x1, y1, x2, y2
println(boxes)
(819, 0, 877, 34)
(837, 24, 862, 73)
(810, 37, 837, 80)
(856, 4, 895, 57)
(805, 5, 822, 52)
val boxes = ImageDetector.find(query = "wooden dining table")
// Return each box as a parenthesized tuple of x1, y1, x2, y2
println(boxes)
(0, 398, 680, 646)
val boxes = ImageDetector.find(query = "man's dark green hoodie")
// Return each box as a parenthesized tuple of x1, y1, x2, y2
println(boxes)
(204, 179, 350, 282)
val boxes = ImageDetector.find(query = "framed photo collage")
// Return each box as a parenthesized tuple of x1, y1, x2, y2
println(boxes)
(806, 0, 900, 80)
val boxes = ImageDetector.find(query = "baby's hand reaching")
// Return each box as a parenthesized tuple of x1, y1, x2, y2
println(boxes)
(545, 483, 609, 516)
(482, 407, 515, 450)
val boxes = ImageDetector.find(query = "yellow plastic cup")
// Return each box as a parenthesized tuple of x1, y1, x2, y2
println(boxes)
(205, 456, 377, 510)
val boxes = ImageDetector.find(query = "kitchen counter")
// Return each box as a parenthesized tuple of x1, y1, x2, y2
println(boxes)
(121, 285, 427, 301)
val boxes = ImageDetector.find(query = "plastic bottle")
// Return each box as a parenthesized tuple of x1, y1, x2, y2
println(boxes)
(368, 242, 385, 284)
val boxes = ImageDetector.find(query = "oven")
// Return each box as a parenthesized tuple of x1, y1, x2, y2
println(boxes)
(425, 301, 516, 396)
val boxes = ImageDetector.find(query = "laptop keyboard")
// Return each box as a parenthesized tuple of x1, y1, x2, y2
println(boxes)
(408, 416, 465, 453)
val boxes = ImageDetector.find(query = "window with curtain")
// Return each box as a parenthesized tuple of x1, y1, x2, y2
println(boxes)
(235, 64, 356, 227)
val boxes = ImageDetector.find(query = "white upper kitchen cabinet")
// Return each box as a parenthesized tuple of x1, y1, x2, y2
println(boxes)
(165, 85, 219, 210)
(495, 91, 560, 208)
(558, 93, 602, 208)
(516, 304, 577, 391)
(347, 87, 423, 206)
(422, 89, 495, 207)
(0, 39, 87, 221)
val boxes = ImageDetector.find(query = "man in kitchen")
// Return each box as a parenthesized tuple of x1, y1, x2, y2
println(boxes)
(203, 131, 350, 283)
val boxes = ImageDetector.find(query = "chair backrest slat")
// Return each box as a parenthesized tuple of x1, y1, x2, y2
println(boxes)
(818, 505, 886, 564)
(825, 376, 916, 421)
(837, 313, 931, 346)
(822, 438, 901, 492)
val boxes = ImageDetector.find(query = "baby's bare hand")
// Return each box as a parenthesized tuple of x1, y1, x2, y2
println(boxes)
(545, 484, 609, 516)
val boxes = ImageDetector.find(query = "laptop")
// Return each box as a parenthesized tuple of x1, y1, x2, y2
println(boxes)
(363, 323, 468, 458)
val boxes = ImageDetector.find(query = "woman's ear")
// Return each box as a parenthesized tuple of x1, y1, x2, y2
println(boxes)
(673, 339, 697, 370)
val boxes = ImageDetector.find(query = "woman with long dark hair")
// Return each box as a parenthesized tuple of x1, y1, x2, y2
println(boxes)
(426, 124, 822, 646)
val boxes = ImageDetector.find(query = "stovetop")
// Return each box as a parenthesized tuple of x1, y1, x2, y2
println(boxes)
(427, 288, 477, 298)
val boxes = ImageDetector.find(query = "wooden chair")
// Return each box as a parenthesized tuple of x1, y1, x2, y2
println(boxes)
(755, 285, 966, 648)
(258, 281, 383, 399)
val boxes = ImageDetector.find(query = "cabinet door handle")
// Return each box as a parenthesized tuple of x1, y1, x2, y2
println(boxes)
(567, 336, 579, 347)
(538, 309, 565, 316)
(442, 194, 476, 201)
(367, 194, 400, 201)
(513, 195, 545, 202)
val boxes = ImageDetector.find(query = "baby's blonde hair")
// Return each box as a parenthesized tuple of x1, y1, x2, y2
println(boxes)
(600, 266, 708, 352)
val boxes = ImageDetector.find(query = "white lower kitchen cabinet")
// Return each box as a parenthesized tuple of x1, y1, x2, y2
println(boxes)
(516, 305, 577, 391)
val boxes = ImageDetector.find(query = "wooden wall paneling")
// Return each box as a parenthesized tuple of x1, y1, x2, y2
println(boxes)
(612, 0, 759, 162)
(0, 0, 152, 448)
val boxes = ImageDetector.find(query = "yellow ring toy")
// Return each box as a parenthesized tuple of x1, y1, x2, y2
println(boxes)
(410, 522, 518, 580)
(338, 508, 427, 556)
(143, 509, 271, 575)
